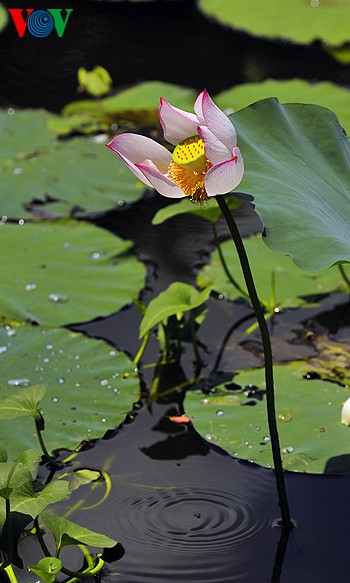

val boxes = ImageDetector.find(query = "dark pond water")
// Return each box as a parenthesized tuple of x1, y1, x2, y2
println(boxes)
(2, 1, 350, 581)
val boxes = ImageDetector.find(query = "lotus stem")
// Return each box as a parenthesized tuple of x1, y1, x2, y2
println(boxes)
(215, 195, 292, 529)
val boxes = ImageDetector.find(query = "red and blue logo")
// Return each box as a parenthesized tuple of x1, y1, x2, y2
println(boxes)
(8, 8, 73, 37)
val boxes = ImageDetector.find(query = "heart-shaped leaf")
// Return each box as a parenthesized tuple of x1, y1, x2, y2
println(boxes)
(139, 282, 212, 338)
(28, 557, 62, 583)
(41, 513, 117, 552)
(0, 385, 46, 421)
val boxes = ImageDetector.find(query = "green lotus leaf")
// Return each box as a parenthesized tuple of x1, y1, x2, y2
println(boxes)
(61, 81, 197, 134)
(0, 108, 55, 168)
(0, 115, 144, 218)
(185, 361, 350, 474)
(215, 79, 350, 135)
(198, 234, 350, 308)
(0, 325, 140, 457)
(198, 0, 350, 46)
(0, 220, 145, 327)
(231, 98, 350, 271)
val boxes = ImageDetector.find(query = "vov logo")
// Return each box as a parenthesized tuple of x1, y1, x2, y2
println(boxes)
(8, 8, 73, 37)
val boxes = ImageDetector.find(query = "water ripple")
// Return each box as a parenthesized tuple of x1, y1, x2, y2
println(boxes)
(108, 484, 275, 582)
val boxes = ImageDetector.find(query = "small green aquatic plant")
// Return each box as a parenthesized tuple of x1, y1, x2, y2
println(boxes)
(0, 390, 120, 582)
(135, 282, 212, 370)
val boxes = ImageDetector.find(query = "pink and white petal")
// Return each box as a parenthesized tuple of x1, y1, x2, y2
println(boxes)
(201, 90, 237, 152)
(136, 161, 185, 198)
(197, 125, 231, 165)
(193, 91, 205, 124)
(110, 150, 153, 187)
(107, 133, 171, 172)
(204, 147, 244, 196)
(159, 98, 199, 145)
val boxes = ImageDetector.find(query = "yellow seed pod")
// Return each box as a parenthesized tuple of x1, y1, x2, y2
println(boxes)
(172, 136, 205, 166)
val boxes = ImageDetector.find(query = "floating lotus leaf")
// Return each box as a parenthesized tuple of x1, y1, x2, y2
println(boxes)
(185, 361, 350, 474)
(0, 111, 144, 218)
(231, 99, 350, 271)
(0, 325, 139, 458)
(0, 220, 146, 327)
(199, 0, 350, 46)
(58, 81, 198, 136)
(198, 235, 350, 308)
(215, 79, 350, 135)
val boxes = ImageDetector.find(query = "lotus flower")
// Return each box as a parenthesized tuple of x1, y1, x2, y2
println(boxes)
(107, 90, 244, 204)
(341, 398, 350, 425)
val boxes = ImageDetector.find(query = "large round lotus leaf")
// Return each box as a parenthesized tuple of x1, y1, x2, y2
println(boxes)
(0, 325, 139, 458)
(0, 108, 54, 167)
(0, 221, 146, 327)
(198, 0, 350, 46)
(215, 80, 350, 136)
(230, 99, 350, 271)
(0, 120, 144, 218)
(185, 362, 350, 474)
(198, 235, 350, 308)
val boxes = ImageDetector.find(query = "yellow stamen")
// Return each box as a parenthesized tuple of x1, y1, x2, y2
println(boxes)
(168, 136, 212, 204)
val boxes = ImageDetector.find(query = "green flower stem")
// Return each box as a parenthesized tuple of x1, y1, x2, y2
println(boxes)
(35, 419, 60, 467)
(134, 331, 151, 367)
(4, 565, 18, 583)
(212, 222, 270, 309)
(215, 196, 292, 529)
(211, 222, 251, 301)
(5, 499, 13, 567)
(189, 310, 204, 367)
